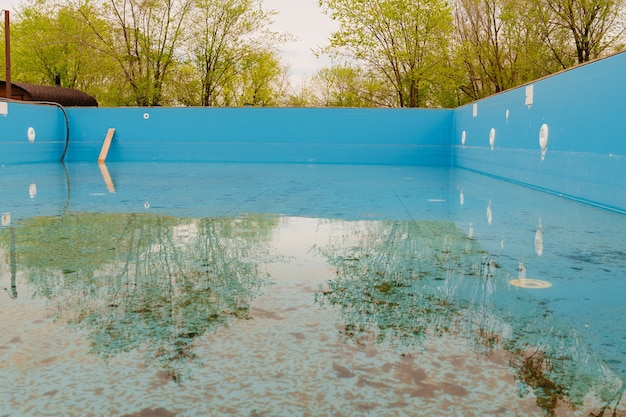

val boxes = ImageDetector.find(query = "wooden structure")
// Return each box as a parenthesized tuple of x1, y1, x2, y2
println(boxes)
(0, 81, 98, 106)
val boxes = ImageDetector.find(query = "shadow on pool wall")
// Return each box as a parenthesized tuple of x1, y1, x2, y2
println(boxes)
(0, 51, 625, 212)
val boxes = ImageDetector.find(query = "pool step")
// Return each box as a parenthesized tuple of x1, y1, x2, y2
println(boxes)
(97, 128, 116, 162)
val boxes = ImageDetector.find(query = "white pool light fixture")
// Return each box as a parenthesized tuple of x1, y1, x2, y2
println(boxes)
(27, 127, 35, 143)
(539, 123, 549, 161)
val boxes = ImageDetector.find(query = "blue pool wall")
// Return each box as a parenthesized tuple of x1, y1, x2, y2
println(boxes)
(0, 51, 625, 212)
(452, 51, 626, 213)
(0, 101, 69, 164)
(0, 106, 453, 166)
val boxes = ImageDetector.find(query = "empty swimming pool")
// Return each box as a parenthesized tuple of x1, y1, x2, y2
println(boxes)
(1, 162, 624, 416)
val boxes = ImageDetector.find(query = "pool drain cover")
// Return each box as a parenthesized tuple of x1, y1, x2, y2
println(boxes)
(509, 278, 552, 289)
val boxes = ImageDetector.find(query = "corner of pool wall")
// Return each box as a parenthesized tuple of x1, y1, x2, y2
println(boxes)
(0, 100, 69, 164)
(452, 51, 626, 213)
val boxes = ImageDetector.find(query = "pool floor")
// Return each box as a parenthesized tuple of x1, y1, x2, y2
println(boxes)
(1, 163, 625, 416)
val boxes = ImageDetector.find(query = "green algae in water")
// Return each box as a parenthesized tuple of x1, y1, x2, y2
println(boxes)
(1, 211, 279, 381)
(313, 219, 625, 416)
(0, 214, 623, 413)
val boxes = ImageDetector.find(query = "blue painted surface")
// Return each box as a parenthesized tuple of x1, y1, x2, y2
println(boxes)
(1, 163, 624, 383)
(453, 51, 626, 212)
(0, 101, 67, 163)
(1, 51, 625, 211)
(65, 107, 453, 165)
(1, 163, 624, 414)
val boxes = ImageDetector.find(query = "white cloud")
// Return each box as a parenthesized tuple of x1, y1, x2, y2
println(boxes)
(2, 0, 21, 13)
(263, 0, 338, 82)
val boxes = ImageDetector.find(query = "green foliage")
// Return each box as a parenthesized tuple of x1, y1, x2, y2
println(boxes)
(219, 48, 287, 107)
(4, 0, 625, 107)
(450, 0, 625, 103)
(164, 61, 203, 106)
(460, 0, 553, 99)
(320, 0, 455, 107)
(7, 0, 118, 102)
(80, 0, 195, 106)
(6, 0, 286, 106)
(310, 65, 395, 107)
(312, 0, 625, 106)
(235, 49, 287, 106)
(183, 0, 287, 106)
(533, 0, 626, 64)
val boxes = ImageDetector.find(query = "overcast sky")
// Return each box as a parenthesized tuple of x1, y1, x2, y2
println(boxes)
(2, 0, 337, 85)
(263, 0, 338, 84)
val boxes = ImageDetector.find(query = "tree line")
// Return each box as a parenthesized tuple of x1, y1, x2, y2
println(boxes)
(2, 0, 624, 107)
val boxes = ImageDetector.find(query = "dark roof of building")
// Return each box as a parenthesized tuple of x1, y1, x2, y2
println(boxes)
(6, 81, 98, 106)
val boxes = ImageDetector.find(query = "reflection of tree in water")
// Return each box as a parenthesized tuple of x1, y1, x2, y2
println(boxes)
(315, 220, 624, 416)
(315, 221, 468, 350)
(1, 212, 278, 381)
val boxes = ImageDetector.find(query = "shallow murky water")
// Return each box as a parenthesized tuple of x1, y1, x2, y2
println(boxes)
(1, 163, 624, 416)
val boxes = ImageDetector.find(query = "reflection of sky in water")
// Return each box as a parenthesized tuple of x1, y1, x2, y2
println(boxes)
(0, 163, 624, 416)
